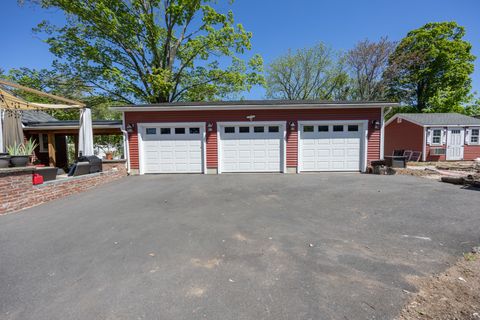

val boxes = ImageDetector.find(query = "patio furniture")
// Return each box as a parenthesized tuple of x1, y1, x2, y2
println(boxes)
(403, 150, 413, 161)
(410, 151, 422, 162)
(35, 167, 58, 181)
(393, 149, 404, 157)
(384, 156, 407, 168)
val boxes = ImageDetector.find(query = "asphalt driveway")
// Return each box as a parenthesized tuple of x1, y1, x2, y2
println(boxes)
(1, 173, 479, 320)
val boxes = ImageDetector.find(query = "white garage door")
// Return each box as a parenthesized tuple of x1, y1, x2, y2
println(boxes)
(299, 122, 365, 172)
(139, 123, 204, 174)
(219, 122, 285, 173)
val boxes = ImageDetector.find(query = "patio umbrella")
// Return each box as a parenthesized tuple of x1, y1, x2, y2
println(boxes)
(78, 107, 94, 156)
(2, 109, 24, 150)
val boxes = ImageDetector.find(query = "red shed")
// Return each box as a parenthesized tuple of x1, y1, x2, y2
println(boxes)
(111, 100, 397, 174)
(385, 113, 480, 162)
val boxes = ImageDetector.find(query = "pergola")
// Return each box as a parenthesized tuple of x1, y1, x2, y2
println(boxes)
(0, 79, 94, 163)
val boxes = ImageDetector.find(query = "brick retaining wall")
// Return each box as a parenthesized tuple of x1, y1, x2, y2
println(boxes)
(0, 161, 127, 215)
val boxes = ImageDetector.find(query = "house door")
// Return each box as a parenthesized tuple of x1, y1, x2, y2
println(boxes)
(446, 128, 464, 160)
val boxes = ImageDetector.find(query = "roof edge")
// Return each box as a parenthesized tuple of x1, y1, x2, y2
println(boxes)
(111, 101, 399, 112)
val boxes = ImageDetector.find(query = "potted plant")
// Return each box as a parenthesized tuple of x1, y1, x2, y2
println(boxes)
(7, 138, 38, 167)
(0, 152, 10, 168)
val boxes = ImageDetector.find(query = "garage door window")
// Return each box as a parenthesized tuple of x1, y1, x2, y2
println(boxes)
(303, 126, 314, 132)
(146, 128, 156, 135)
(239, 127, 250, 133)
(160, 128, 171, 135)
(333, 125, 344, 132)
(189, 127, 200, 134)
(268, 126, 279, 133)
(254, 126, 264, 133)
(318, 125, 329, 132)
(348, 125, 359, 132)
(175, 128, 185, 134)
(224, 127, 235, 133)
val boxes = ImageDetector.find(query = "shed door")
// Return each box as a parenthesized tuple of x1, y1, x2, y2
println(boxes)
(140, 124, 204, 173)
(446, 128, 464, 160)
(219, 123, 284, 173)
(299, 123, 363, 172)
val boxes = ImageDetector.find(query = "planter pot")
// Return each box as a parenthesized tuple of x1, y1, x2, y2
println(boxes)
(0, 156, 11, 168)
(9, 155, 30, 167)
(105, 152, 113, 160)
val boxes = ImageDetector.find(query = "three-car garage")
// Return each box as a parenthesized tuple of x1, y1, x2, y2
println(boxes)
(115, 100, 394, 174)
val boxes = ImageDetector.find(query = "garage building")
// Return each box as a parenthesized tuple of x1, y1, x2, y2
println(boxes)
(112, 100, 397, 174)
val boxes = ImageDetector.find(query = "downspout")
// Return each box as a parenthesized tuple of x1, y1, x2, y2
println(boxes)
(121, 112, 130, 174)
(380, 106, 395, 160)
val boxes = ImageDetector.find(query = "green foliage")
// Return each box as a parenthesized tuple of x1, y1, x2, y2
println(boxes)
(266, 43, 350, 100)
(30, 0, 264, 103)
(1, 67, 122, 120)
(6, 138, 39, 156)
(385, 22, 476, 112)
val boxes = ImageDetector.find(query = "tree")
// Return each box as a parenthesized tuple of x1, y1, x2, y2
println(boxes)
(384, 22, 475, 112)
(266, 43, 350, 100)
(28, 0, 264, 103)
(346, 37, 396, 101)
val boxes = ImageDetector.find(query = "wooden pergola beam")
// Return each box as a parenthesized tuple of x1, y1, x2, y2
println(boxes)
(0, 79, 86, 107)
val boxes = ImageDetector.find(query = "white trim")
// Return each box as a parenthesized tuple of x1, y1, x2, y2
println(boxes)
(137, 122, 206, 175)
(121, 112, 130, 174)
(216, 121, 287, 174)
(422, 127, 427, 161)
(380, 107, 385, 160)
(430, 128, 444, 146)
(446, 127, 465, 161)
(111, 102, 398, 113)
(297, 120, 369, 173)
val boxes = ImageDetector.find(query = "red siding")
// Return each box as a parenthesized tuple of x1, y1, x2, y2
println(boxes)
(425, 144, 446, 161)
(385, 119, 424, 157)
(125, 108, 382, 170)
(464, 145, 480, 160)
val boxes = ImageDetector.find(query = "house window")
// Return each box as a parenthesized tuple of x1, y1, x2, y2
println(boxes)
(39, 134, 48, 153)
(146, 128, 156, 135)
(471, 129, 479, 144)
(432, 129, 442, 145)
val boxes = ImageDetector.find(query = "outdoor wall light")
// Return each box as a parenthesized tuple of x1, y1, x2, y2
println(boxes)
(289, 121, 296, 131)
(371, 120, 381, 130)
(246, 115, 256, 121)
(207, 122, 214, 132)
(126, 123, 136, 133)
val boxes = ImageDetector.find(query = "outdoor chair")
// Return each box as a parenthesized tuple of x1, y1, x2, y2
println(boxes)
(35, 167, 58, 181)
(410, 151, 422, 162)
(403, 150, 413, 161)
(69, 162, 91, 177)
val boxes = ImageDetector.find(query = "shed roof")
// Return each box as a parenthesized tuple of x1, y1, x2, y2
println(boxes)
(394, 113, 480, 126)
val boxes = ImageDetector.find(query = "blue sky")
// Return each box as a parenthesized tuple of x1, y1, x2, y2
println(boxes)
(1, 0, 479, 100)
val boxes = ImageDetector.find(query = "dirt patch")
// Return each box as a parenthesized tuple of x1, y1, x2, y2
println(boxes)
(397, 252, 480, 320)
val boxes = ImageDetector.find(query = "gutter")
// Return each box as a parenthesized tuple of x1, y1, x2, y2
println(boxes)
(121, 113, 130, 174)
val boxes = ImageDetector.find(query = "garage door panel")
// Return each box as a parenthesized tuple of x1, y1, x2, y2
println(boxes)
(220, 124, 283, 173)
(141, 125, 204, 173)
(300, 123, 363, 172)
